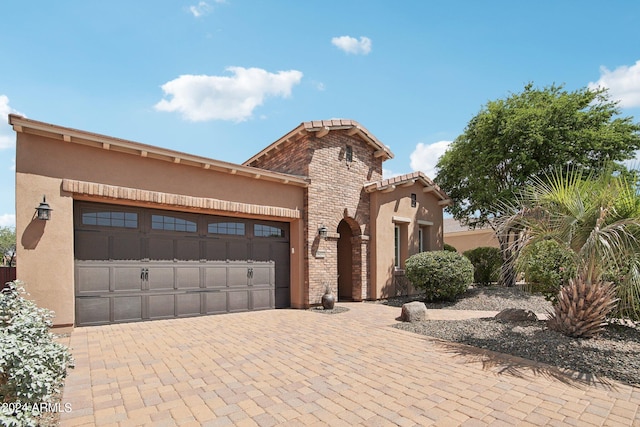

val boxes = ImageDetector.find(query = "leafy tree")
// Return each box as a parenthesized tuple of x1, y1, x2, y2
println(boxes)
(0, 226, 16, 267)
(436, 83, 640, 286)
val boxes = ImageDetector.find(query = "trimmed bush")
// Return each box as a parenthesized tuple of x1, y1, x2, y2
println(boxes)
(463, 246, 502, 286)
(0, 281, 74, 426)
(516, 239, 576, 303)
(443, 243, 457, 252)
(405, 250, 474, 302)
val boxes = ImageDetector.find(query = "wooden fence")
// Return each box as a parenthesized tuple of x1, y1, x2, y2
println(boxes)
(1, 267, 17, 288)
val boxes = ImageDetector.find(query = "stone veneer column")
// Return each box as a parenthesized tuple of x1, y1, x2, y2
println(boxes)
(351, 235, 370, 301)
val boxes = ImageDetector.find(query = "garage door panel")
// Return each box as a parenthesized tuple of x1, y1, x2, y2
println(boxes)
(251, 265, 273, 287)
(176, 267, 200, 289)
(76, 297, 110, 326)
(228, 241, 249, 261)
(148, 294, 175, 319)
(113, 296, 142, 322)
(271, 242, 291, 308)
(148, 267, 174, 290)
(75, 231, 109, 260)
(227, 267, 249, 287)
(112, 234, 142, 260)
(204, 266, 227, 288)
(114, 267, 144, 291)
(252, 241, 271, 261)
(228, 290, 250, 312)
(205, 240, 226, 260)
(205, 292, 227, 314)
(148, 237, 174, 260)
(76, 265, 110, 293)
(75, 202, 289, 326)
(251, 289, 273, 310)
(176, 293, 202, 317)
(176, 239, 199, 261)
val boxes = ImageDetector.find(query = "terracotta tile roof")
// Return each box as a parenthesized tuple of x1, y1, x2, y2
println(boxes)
(244, 119, 394, 165)
(363, 171, 451, 204)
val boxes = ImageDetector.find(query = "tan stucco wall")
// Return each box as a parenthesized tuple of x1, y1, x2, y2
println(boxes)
(16, 173, 75, 326)
(17, 133, 303, 211)
(370, 184, 444, 300)
(445, 230, 499, 254)
(15, 130, 306, 325)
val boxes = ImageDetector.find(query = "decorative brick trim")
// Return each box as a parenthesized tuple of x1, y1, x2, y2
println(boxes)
(62, 179, 301, 219)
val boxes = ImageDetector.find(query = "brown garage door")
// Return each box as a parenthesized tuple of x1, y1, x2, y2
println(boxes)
(74, 202, 290, 326)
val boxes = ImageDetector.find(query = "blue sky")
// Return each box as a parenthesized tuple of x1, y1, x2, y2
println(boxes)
(2, 1, 640, 228)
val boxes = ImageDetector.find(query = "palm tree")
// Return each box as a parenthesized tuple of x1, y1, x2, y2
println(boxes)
(497, 165, 640, 336)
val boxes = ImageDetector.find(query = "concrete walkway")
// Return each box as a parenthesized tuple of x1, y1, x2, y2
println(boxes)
(59, 303, 640, 426)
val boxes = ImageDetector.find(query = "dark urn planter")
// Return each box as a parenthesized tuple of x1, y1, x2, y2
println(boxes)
(322, 287, 336, 310)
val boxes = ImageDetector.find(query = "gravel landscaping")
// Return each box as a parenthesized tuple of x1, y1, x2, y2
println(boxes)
(387, 286, 640, 388)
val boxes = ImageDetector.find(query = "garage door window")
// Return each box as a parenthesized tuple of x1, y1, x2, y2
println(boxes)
(254, 224, 285, 238)
(151, 215, 197, 232)
(208, 222, 246, 235)
(82, 211, 138, 228)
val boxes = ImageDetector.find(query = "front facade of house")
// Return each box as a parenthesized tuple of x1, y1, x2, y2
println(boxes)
(11, 116, 450, 327)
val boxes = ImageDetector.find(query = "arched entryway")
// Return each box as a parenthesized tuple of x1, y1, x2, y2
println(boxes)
(337, 219, 353, 301)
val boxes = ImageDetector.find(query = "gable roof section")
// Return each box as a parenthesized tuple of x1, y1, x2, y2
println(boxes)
(9, 115, 308, 188)
(364, 171, 451, 205)
(244, 119, 394, 166)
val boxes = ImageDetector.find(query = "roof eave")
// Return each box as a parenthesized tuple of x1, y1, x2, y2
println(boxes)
(9, 114, 308, 188)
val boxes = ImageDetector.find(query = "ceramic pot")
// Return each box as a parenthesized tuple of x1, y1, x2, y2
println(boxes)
(322, 289, 336, 310)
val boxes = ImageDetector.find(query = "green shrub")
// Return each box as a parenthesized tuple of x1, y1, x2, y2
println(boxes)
(405, 250, 474, 302)
(463, 246, 502, 286)
(602, 261, 640, 321)
(443, 243, 457, 252)
(516, 240, 576, 303)
(0, 281, 74, 426)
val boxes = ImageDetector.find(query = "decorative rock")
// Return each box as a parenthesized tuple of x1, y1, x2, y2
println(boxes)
(401, 301, 427, 322)
(494, 308, 538, 321)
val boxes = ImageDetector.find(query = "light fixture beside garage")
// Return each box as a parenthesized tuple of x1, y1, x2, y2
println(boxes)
(318, 224, 328, 239)
(36, 195, 52, 221)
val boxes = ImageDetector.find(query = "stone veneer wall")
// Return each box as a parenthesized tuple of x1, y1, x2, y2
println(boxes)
(251, 130, 383, 304)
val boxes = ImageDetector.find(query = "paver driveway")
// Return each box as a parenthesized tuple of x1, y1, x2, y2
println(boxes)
(59, 303, 640, 426)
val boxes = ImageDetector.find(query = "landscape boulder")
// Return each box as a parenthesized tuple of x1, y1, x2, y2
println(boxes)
(494, 308, 538, 322)
(400, 301, 427, 322)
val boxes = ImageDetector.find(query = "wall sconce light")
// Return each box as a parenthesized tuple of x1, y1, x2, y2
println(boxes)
(318, 224, 328, 239)
(36, 195, 52, 221)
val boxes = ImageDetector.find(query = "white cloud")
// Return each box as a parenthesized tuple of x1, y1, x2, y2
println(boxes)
(0, 95, 23, 150)
(621, 150, 640, 170)
(409, 140, 452, 179)
(0, 214, 15, 228)
(588, 60, 640, 108)
(331, 36, 372, 55)
(154, 67, 303, 122)
(188, 0, 225, 17)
